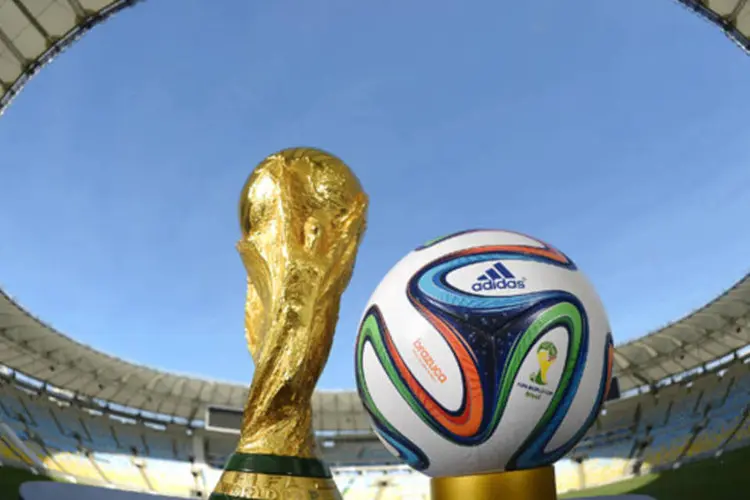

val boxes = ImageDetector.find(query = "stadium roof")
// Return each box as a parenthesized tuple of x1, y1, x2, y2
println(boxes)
(0, 0, 748, 114)
(0, 0, 749, 422)
(0, 0, 138, 115)
(611, 273, 750, 390)
(676, 1, 750, 54)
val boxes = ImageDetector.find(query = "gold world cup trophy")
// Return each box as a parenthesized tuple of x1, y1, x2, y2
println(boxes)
(210, 147, 368, 500)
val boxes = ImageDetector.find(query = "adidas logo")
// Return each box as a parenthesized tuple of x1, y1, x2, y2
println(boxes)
(472, 262, 526, 291)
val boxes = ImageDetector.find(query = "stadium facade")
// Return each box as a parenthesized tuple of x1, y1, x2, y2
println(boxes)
(1, 1, 749, 498)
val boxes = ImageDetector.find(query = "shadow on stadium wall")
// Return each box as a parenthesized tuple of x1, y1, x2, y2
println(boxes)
(0, 1, 749, 499)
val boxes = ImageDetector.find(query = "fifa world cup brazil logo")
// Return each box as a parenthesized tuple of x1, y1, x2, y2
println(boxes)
(210, 148, 367, 500)
(530, 341, 558, 386)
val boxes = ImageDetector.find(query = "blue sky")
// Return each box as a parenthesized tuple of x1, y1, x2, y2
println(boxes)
(0, 0, 748, 391)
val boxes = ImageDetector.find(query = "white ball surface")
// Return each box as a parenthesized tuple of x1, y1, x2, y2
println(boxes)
(354, 230, 613, 477)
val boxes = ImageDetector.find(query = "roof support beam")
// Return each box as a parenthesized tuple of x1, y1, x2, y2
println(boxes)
(725, 327, 749, 344)
(728, 0, 749, 24)
(64, 0, 87, 20)
(0, 25, 25, 65)
(146, 374, 166, 391)
(705, 335, 735, 352)
(612, 351, 631, 369)
(632, 371, 653, 387)
(633, 341, 659, 358)
(615, 349, 642, 370)
(0, 351, 32, 368)
(660, 333, 685, 348)
(9, 0, 53, 44)
(670, 353, 691, 372)
(40, 350, 106, 382)
(175, 378, 190, 407)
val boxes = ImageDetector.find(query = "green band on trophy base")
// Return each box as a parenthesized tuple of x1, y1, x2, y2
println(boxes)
(209, 494, 258, 500)
(209, 453, 341, 500)
(225, 452, 333, 478)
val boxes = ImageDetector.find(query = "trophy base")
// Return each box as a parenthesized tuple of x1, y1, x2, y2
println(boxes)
(431, 465, 556, 500)
(210, 453, 341, 500)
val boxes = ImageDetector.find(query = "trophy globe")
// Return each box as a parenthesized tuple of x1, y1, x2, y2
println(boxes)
(354, 229, 614, 500)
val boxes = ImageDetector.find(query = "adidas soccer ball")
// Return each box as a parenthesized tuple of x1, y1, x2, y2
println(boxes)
(354, 229, 613, 478)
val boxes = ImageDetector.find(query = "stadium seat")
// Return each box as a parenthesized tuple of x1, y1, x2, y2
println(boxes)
(111, 423, 148, 455)
(93, 452, 148, 491)
(140, 457, 195, 496)
(143, 431, 176, 460)
(685, 410, 745, 458)
(54, 406, 92, 441)
(79, 416, 120, 452)
(554, 459, 581, 492)
(53, 451, 105, 482)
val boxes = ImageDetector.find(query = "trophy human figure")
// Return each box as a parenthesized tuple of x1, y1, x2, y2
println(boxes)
(211, 147, 368, 500)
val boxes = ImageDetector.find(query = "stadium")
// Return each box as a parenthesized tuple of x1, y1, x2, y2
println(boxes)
(1, 1, 750, 500)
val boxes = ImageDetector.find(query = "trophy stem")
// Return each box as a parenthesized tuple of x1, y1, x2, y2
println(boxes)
(430, 466, 557, 500)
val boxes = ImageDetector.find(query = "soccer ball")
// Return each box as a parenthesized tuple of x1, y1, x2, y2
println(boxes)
(354, 229, 613, 478)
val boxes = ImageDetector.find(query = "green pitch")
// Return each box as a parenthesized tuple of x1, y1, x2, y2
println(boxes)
(0, 466, 57, 500)
(0, 445, 748, 499)
(561, 445, 750, 499)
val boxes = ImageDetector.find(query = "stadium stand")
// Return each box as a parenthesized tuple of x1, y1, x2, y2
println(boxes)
(553, 459, 581, 493)
(0, 350, 747, 496)
(0, 274, 747, 496)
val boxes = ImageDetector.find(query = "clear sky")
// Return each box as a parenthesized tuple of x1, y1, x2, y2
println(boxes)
(0, 0, 748, 391)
